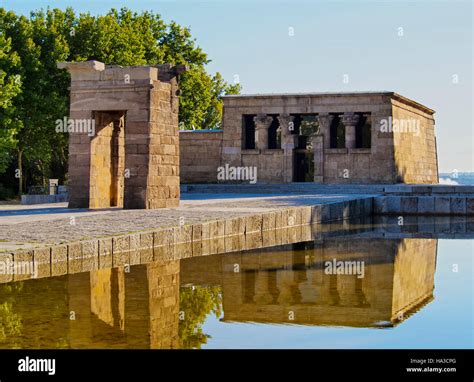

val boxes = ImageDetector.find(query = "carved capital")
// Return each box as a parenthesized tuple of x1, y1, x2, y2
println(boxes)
(277, 114, 295, 135)
(253, 114, 273, 129)
(342, 113, 360, 127)
(316, 113, 334, 129)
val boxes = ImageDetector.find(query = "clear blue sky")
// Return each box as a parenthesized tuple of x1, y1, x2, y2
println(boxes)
(2, 0, 473, 172)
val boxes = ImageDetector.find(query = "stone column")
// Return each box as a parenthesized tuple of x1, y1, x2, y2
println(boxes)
(311, 134, 324, 183)
(277, 114, 297, 183)
(337, 275, 358, 306)
(316, 113, 334, 149)
(253, 114, 273, 151)
(254, 271, 274, 304)
(342, 113, 360, 149)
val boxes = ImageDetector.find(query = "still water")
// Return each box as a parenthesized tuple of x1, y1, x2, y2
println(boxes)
(0, 225, 472, 349)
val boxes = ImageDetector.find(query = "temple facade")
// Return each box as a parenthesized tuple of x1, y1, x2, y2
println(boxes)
(180, 92, 438, 184)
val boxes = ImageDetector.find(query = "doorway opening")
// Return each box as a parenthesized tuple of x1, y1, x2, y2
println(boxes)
(90, 111, 126, 208)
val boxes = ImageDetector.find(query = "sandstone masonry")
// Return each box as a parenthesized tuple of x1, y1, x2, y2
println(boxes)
(58, 60, 185, 209)
(180, 92, 438, 185)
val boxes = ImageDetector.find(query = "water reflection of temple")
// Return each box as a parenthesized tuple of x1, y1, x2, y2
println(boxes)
(0, 237, 437, 349)
(181, 238, 437, 328)
(0, 261, 181, 349)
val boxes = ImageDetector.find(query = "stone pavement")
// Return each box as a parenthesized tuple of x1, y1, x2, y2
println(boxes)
(0, 193, 371, 252)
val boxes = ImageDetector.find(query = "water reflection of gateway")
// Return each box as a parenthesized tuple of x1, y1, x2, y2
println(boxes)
(181, 238, 438, 328)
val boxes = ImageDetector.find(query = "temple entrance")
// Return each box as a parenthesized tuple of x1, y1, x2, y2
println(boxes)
(293, 150, 314, 182)
(292, 114, 318, 182)
(90, 111, 126, 208)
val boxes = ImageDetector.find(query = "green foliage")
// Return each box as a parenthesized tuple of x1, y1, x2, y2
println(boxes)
(0, 283, 23, 346)
(0, 29, 21, 174)
(0, 7, 240, 191)
(178, 286, 222, 349)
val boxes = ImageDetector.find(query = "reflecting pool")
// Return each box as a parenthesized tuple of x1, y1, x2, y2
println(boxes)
(0, 220, 472, 349)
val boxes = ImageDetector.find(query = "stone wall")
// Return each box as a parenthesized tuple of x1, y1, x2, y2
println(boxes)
(391, 98, 438, 184)
(218, 92, 437, 184)
(241, 150, 284, 183)
(179, 130, 223, 183)
(59, 61, 182, 209)
(221, 92, 401, 184)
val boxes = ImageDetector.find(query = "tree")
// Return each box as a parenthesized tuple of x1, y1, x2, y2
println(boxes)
(178, 286, 222, 349)
(0, 31, 21, 175)
(0, 7, 240, 195)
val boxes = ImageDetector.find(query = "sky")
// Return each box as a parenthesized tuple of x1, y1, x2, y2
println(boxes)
(2, 0, 473, 172)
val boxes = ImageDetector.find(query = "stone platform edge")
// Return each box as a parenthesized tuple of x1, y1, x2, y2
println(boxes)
(0, 197, 373, 283)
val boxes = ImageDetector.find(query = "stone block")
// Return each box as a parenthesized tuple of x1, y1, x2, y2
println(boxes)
(174, 225, 192, 244)
(97, 238, 111, 269)
(68, 242, 83, 274)
(329, 203, 343, 221)
(51, 245, 68, 276)
(418, 196, 434, 214)
(140, 232, 154, 263)
(386, 197, 401, 214)
(434, 197, 451, 214)
(467, 198, 474, 215)
(262, 212, 276, 231)
(0, 253, 13, 283)
(401, 197, 418, 214)
(374, 197, 386, 214)
(245, 214, 263, 233)
(450, 197, 466, 215)
(192, 224, 202, 241)
(129, 234, 141, 265)
(33, 248, 51, 279)
(113, 235, 130, 267)
(320, 204, 331, 222)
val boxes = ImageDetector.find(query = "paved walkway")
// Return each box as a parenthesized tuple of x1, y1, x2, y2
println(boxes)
(0, 193, 371, 252)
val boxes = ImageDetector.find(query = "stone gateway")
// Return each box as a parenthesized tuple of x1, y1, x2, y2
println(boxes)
(58, 60, 185, 209)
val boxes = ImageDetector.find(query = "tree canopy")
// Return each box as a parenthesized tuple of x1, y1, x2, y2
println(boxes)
(0, 7, 240, 195)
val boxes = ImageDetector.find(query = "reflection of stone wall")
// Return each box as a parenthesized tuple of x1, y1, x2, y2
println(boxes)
(90, 268, 125, 329)
(147, 261, 180, 349)
(181, 238, 437, 328)
(392, 239, 437, 319)
(67, 263, 181, 348)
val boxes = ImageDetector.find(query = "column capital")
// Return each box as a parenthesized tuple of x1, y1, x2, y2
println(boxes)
(316, 113, 334, 127)
(253, 114, 273, 128)
(277, 113, 294, 124)
(317, 114, 334, 148)
(277, 114, 295, 134)
(342, 112, 360, 127)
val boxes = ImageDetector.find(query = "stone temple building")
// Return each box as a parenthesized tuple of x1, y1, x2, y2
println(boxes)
(180, 92, 438, 185)
(60, 61, 438, 209)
